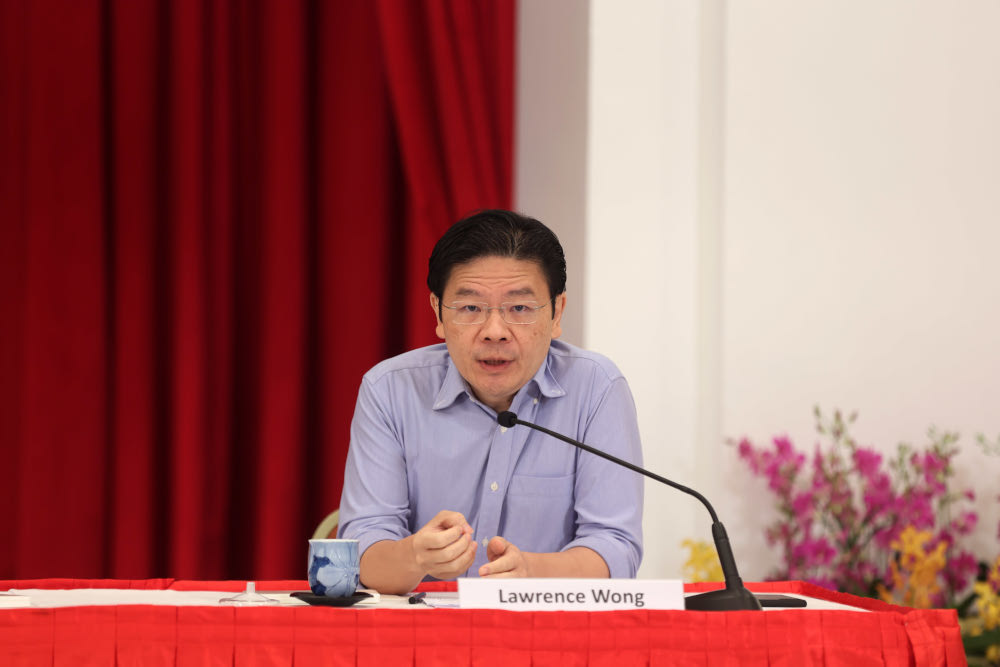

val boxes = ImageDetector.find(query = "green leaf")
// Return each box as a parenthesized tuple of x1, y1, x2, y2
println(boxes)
(954, 590, 978, 617)
(962, 627, 1000, 653)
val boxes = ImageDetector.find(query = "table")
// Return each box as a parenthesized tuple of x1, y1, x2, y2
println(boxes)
(0, 579, 966, 666)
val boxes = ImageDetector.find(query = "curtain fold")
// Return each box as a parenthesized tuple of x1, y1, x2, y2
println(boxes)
(0, 0, 514, 580)
(376, 0, 514, 345)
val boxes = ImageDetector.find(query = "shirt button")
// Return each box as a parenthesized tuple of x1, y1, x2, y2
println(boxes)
(482, 537, 489, 547)
(533, 398, 539, 404)
(490, 481, 499, 492)
(500, 426, 508, 433)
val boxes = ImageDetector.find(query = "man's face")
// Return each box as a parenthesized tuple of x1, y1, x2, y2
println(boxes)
(431, 255, 565, 413)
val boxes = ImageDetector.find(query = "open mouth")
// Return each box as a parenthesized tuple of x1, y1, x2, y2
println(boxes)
(479, 359, 512, 369)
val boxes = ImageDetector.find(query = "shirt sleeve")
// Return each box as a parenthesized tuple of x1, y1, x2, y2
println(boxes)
(338, 375, 413, 559)
(559, 376, 644, 578)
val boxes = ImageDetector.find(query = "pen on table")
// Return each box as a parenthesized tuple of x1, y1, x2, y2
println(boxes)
(408, 591, 427, 604)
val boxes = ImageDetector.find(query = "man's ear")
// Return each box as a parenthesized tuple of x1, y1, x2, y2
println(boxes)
(551, 292, 567, 339)
(430, 293, 445, 340)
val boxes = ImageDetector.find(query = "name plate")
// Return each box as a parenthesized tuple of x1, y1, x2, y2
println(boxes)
(458, 578, 684, 611)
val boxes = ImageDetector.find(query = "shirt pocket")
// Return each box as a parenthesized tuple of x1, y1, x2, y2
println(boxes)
(503, 473, 576, 552)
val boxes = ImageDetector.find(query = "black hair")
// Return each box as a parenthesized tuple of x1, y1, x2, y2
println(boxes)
(427, 209, 567, 317)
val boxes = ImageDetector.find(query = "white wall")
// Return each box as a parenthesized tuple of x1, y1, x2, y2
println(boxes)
(518, 0, 1000, 581)
(720, 0, 1000, 573)
(515, 0, 590, 346)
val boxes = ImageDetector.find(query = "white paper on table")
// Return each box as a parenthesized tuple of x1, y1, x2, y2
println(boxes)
(0, 592, 32, 608)
(7, 588, 302, 608)
(420, 591, 460, 608)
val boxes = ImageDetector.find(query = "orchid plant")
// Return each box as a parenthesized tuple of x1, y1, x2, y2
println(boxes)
(733, 407, 980, 602)
(709, 407, 1000, 664)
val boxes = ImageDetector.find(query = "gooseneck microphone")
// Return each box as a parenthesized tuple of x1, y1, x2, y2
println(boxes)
(497, 410, 761, 611)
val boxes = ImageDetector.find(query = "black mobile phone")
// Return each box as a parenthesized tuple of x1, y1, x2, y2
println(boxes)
(755, 594, 807, 608)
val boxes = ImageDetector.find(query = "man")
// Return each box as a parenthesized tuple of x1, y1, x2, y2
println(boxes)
(339, 209, 643, 594)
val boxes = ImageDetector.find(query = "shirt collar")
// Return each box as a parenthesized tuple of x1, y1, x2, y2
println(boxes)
(432, 347, 566, 411)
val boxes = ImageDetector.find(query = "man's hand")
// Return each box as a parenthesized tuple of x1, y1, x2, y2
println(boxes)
(478, 540, 610, 579)
(411, 510, 477, 580)
(478, 536, 531, 578)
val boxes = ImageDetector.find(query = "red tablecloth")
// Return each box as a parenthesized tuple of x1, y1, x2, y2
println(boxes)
(0, 579, 966, 666)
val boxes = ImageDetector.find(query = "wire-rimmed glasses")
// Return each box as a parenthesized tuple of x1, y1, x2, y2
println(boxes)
(441, 301, 548, 325)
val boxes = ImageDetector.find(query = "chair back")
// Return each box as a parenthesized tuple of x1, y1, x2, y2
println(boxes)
(312, 509, 340, 540)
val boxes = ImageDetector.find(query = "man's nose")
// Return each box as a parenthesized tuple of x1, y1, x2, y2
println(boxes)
(480, 307, 510, 340)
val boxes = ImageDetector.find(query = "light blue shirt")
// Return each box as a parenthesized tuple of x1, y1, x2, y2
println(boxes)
(338, 340, 644, 579)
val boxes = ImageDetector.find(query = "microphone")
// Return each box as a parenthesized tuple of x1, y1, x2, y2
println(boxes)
(497, 410, 761, 611)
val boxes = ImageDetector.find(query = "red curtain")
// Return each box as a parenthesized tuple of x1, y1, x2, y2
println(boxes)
(0, 0, 514, 580)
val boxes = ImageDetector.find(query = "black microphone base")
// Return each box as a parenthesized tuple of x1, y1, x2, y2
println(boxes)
(684, 585, 763, 611)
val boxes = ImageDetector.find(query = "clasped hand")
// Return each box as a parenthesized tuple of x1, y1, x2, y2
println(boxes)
(411, 510, 477, 580)
(478, 536, 531, 578)
(411, 511, 530, 579)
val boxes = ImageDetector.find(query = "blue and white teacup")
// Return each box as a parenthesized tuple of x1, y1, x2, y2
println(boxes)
(307, 539, 360, 597)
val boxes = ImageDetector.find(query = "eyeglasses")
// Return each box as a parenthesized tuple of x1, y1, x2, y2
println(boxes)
(441, 301, 549, 325)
